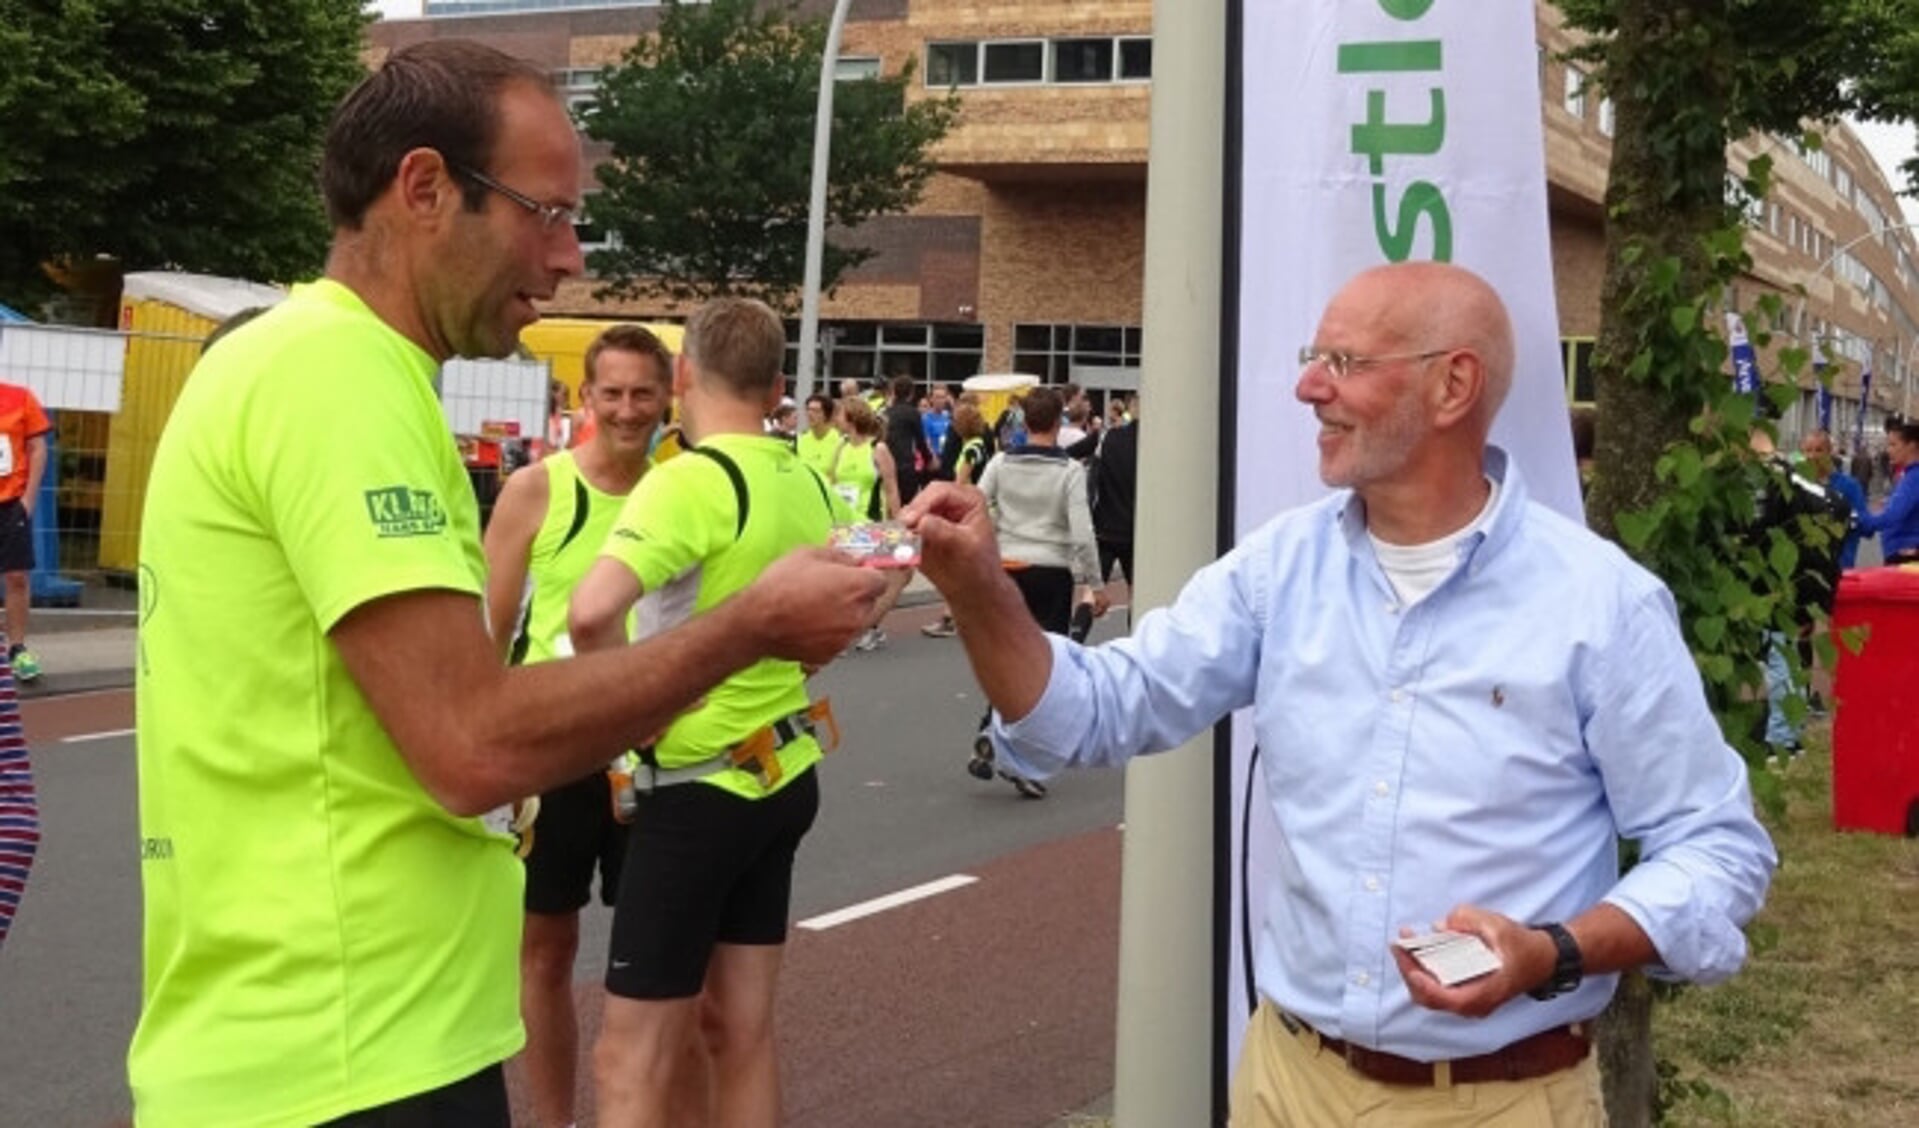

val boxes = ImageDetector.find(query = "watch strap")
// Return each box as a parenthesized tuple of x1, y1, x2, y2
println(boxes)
(1526, 921, 1584, 1001)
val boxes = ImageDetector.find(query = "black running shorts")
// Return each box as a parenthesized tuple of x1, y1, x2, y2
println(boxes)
(0, 500, 33, 575)
(605, 767, 820, 1000)
(523, 771, 629, 915)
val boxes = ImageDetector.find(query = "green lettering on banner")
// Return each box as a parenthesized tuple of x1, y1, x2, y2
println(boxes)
(1380, 0, 1436, 19)
(1352, 89, 1446, 174)
(1336, 40, 1441, 74)
(1372, 181, 1454, 262)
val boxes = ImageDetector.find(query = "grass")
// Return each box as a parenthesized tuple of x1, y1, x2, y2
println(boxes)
(1655, 732, 1919, 1127)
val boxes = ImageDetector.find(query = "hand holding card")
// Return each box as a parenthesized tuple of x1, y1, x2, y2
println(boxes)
(829, 521, 922, 568)
(1393, 930, 1503, 987)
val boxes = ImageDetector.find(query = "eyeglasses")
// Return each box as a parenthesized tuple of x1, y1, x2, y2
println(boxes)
(448, 161, 583, 231)
(1296, 346, 1456, 381)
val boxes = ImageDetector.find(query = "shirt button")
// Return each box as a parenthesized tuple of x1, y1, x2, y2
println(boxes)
(1373, 781, 1390, 797)
(1389, 688, 1405, 703)
(1355, 971, 1371, 987)
(1364, 876, 1381, 892)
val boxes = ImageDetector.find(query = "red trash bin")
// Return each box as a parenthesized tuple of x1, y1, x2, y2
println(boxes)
(1830, 567, 1919, 836)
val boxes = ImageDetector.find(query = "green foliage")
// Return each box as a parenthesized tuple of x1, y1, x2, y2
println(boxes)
(0, 0, 368, 310)
(582, 0, 959, 311)
(1561, 1, 1919, 818)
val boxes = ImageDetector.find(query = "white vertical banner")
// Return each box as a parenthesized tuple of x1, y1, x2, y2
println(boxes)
(1222, 0, 1582, 1077)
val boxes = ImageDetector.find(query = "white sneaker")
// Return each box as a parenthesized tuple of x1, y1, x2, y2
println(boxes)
(853, 626, 887, 652)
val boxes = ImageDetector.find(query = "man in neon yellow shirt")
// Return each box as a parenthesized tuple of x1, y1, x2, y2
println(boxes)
(131, 42, 885, 1128)
(481, 324, 672, 1128)
(571, 299, 905, 1127)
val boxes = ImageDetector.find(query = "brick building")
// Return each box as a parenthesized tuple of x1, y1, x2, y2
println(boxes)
(371, 1, 1919, 432)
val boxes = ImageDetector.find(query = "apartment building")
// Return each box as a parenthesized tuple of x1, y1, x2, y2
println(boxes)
(371, 1, 1919, 427)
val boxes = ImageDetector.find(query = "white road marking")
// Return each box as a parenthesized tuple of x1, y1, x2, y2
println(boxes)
(61, 728, 135, 744)
(797, 873, 978, 931)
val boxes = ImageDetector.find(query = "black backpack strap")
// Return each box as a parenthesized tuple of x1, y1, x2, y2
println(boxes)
(688, 444, 750, 540)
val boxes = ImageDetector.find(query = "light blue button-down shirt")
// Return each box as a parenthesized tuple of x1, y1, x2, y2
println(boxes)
(998, 448, 1776, 1060)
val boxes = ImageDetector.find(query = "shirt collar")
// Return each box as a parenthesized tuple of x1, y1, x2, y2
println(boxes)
(1336, 446, 1528, 569)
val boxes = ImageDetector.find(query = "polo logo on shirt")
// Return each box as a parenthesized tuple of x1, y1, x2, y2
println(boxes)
(364, 485, 448, 538)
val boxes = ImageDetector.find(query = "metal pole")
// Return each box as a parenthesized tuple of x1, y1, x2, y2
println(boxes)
(1113, 0, 1224, 1124)
(795, 0, 855, 408)
(1791, 219, 1919, 343)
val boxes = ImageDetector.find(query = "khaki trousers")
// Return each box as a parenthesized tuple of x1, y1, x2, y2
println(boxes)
(1229, 1001, 1608, 1128)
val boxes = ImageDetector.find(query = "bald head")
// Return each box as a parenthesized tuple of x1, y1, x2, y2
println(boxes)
(1339, 262, 1515, 432)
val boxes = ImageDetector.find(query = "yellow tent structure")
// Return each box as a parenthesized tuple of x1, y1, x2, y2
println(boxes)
(517, 318, 684, 407)
(99, 273, 286, 572)
(961, 372, 1040, 427)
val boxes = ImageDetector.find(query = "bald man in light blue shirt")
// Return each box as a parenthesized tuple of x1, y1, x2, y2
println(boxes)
(903, 262, 1775, 1126)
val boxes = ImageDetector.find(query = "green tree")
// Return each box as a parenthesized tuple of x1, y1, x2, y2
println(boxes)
(0, 0, 367, 312)
(1552, 1, 1919, 1122)
(582, 0, 958, 311)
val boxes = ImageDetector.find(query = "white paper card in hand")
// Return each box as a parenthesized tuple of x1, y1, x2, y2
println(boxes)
(1393, 930, 1501, 986)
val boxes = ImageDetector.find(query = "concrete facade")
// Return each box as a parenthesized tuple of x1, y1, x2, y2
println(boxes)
(369, 1, 1919, 424)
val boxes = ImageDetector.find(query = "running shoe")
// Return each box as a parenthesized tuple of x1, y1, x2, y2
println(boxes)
(1068, 602, 1095, 643)
(921, 615, 957, 638)
(10, 647, 40, 684)
(853, 626, 887, 652)
(1002, 771, 1048, 800)
(967, 733, 997, 781)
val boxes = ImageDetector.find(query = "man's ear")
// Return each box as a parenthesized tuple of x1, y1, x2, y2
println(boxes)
(390, 148, 462, 225)
(1433, 350, 1487, 429)
(671, 353, 693, 396)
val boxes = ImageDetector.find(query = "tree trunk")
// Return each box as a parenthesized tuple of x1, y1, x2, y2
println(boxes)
(1595, 970, 1658, 1128)
(1583, 0, 1732, 545)
(1581, 4, 1735, 1121)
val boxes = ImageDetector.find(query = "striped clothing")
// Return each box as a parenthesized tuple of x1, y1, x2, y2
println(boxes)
(0, 635, 35, 948)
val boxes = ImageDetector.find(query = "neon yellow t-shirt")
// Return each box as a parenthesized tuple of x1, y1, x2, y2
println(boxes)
(831, 438, 881, 519)
(599, 432, 850, 798)
(131, 279, 523, 1127)
(796, 425, 842, 480)
(514, 449, 631, 666)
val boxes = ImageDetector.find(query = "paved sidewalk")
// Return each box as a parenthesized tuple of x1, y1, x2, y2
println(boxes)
(16, 614, 137, 697)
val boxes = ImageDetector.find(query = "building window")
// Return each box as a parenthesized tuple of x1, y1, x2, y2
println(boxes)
(1562, 67, 1585, 119)
(784, 320, 983, 394)
(1597, 97, 1614, 137)
(1012, 323, 1144, 386)
(927, 35, 1151, 88)
(1054, 38, 1116, 83)
(982, 41, 1046, 84)
(1562, 338, 1596, 404)
(926, 42, 979, 87)
(836, 56, 882, 81)
(552, 67, 603, 114)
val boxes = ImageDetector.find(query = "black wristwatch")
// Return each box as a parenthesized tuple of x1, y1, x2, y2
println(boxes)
(1526, 922, 1584, 1001)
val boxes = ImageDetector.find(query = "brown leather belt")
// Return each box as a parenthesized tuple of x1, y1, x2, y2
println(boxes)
(1276, 1008, 1590, 1087)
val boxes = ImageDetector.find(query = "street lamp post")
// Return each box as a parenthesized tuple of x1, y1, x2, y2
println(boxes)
(794, 0, 856, 408)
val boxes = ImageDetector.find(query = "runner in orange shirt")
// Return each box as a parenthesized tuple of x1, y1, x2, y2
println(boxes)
(0, 382, 49, 682)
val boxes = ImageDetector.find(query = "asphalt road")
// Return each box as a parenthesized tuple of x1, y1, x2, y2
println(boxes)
(0, 603, 1133, 1127)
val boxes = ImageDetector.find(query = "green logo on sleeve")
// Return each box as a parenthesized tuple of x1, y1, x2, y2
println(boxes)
(364, 485, 448, 537)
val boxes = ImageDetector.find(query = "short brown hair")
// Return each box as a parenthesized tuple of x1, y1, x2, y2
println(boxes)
(953, 402, 986, 440)
(841, 396, 882, 438)
(683, 298, 786, 398)
(1021, 387, 1063, 434)
(321, 40, 551, 230)
(584, 324, 673, 389)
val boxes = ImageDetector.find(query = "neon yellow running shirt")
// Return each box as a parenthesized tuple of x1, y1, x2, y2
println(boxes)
(515, 449, 631, 665)
(598, 432, 851, 798)
(131, 279, 522, 1127)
